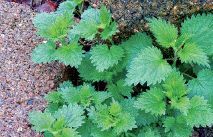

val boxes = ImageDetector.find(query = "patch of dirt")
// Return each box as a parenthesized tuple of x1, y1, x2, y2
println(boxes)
(90, 0, 213, 33)
(0, 1, 64, 136)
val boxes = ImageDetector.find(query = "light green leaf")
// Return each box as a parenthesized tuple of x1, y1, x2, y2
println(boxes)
(73, 0, 83, 4)
(188, 69, 213, 107)
(60, 128, 81, 137)
(164, 116, 192, 137)
(81, 8, 100, 24)
(177, 43, 209, 67)
(148, 18, 178, 48)
(101, 21, 118, 40)
(90, 45, 124, 72)
(135, 87, 166, 116)
(113, 112, 137, 135)
(56, 1, 77, 14)
(170, 97, 190, 115)
(29, 111, 55, 132)
(181, 14, 213, 55)
(54, 44, 84, 67)
(163, 71, 187, 99)
(122, 33, 152, 63)
(54, 104, 85, 128)
(71, 20, 98, 40)
(126, 47, 172, 85)
(99, 5, 111, 28)
(33, 13, 72, 40)
(45, 91, 63, 104)
(31, 41, 56, 63)
(184, 96, 213, 127)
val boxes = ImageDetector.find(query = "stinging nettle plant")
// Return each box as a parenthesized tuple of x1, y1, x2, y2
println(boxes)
(30, 0, 213, 136)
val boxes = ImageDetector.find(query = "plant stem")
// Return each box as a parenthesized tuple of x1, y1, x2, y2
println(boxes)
(182, 72, 195, 79)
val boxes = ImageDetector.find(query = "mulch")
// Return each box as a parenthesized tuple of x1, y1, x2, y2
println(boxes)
(0, 1, 64, 136)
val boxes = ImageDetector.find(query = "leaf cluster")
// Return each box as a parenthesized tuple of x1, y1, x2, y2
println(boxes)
(30, 0, 213, 136)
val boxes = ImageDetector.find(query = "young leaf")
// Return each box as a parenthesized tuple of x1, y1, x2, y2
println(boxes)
(164, 116, 192, 137)
(56, 1, 77, 14)
(181, 14, 213, 55)
(100, 21, 118, 40)
(54, 104, 85, 128)
(33, 13, 72, 40)
(135, 87, 166, 116)
(99, 5, 111, 28)
(170, 97, 190, 115)
(126, 47, 172, 86)
(177, 43, 209, 67)
(71, 20, 99, 40)
(60, 128, 81, 137)
(163, 71, 187, 99)
(88, 102, 137, 135)
(90, 45, 124, 72)
(188, 69, 213, 107)
(29, 111, 55, 132)
(54, 44, 84, 67)
(148, 18, 178, 48)
(184, 96, 213, 127)
(31, 41, 56, 63)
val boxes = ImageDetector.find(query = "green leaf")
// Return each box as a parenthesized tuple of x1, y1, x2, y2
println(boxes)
(78, 57, 114, 82)
(99, 5, 111, 28)
(29, 111, 55, 132)
(136, 110, 158, 126)
(138, 127, 161, 137)
(163, 71, 187, 99)
(148, 18, 178, 48)
(170, 97, 190, 115)
(126, 47, 172, 85)
(90, 45, 124, 72)
(52, 118, 65, 131)
(181, 14, 213, 55)
(54, 104, 85, 128)
(135, 87, 166, 116)
(177, 43, 209, 67)
(188, 69, 213, 107)
(33, 13, 72, 40)
(101, 21, 118, 40)
(45, 91, 63, 104)
(122, 33, 152, 63)
(56, 1, 77, 14)
(73, 0, 83, 5)
(31, 41, 56, 63)
(60, 128, 81, 137)
(164, 116, 192, 137)
(88, 102, 137, 134)
(54, 44, 84, 67)
(113, 112, 137, 135)
(184, 96, 213, 127)
(81, 8, 100, 24)
(107, 80, 132, 101)
(71, 20, 98, 40)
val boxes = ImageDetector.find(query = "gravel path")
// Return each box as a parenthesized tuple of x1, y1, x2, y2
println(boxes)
(0, 1, 64, 136)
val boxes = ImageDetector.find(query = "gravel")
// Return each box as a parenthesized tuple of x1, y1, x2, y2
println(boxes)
(90, 0, 213, 32)
(0, 1, 64, 136)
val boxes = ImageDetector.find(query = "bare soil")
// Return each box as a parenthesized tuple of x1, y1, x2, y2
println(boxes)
(0, 1, 64, 136)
